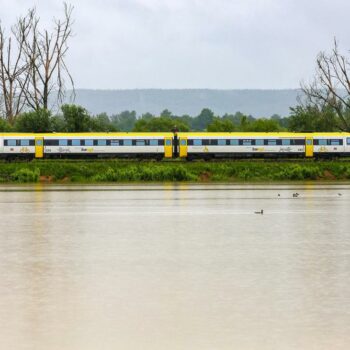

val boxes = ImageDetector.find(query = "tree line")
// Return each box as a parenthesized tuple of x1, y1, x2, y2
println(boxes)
(0, 104, 340, 133)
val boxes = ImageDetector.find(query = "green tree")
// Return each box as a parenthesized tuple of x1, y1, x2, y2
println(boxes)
(61, 104, 91, 132)
(0, 118, 12, 131)
(207, 118, 236, 132)
(270, 114, 289, 129)
(160, 109, 172, 118)
(50, 115, 66, 132)
(90, 113, 117, 131)
(133, 116, 189, 132)
(288, 105, 338, 132)
(247, 118, 281, 132)
(111, 110, 137, 131)
(191, 108, 215, 130)
(14, 109, 51, 132)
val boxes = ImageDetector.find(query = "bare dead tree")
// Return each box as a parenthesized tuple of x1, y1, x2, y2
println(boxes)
(301, 39, 350, 131)
(23, 3, 75, 111)
(0, 10, 33, 123)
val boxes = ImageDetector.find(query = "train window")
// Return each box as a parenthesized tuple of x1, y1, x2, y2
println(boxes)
(80, 140, 85, 146)
(255, 139, 264, 146)
(180, 139, 187, 146)
(5, 139, 16, 146)
(330, 139, 341, 146)
(20, 139, 30, 146)
(85, 139, 93, 146)
(306, 139, 313, 145)
(97, 139, 106, 146)
(44, 140, 59, 146)
(210, 139, 218, 145)
(218, 139, 225, 146)
(59, 139, 68, 146)
(158, 140, 164, 146)
(110, 140, 119, 146)
(193, 139, 202, 146)
(230, 139, 239, 146)
(202, 139, 209, 145)
(317, 139, 327, 146)
(136, 140, 145, 146)
(124, 140, 132, 146)
(282, 139, 290, 145)
(267, 139, 277, 146)
(150, 139, 158, 146)
(165, 139, 172, 146)
(72, 139, 80, 146)
(242, 139, 252, 146)
(294, 139, 305, 145)
(347, 138, 350, 145)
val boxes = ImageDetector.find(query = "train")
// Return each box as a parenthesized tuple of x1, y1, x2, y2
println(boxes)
(1, 132, 350, 160)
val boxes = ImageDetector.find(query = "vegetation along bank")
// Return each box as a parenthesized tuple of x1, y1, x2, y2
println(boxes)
(1, 160, 350, 183)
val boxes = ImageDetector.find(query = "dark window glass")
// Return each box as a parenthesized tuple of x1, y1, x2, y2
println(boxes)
(158, 139, 164, 146)
(347, 138, 350, 145)
(68, 140, 72, 146)
(293, 139, 305, 145)
(80, 140, 85, 146)
(188, 140, 193, 146)
(44, 139, 59, 146)
(210, 139, 218, 145)
(202, 139, 210, 145)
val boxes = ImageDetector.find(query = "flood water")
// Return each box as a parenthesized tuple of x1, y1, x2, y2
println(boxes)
(1, 183, 350, 350)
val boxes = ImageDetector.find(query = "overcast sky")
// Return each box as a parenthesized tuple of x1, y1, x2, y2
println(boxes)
(1, 0, 349, 89)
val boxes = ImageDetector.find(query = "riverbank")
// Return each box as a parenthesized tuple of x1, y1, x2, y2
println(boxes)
(1, 159, 350, 183)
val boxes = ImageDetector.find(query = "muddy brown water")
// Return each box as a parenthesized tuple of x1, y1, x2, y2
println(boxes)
(0, 183, 350, 350)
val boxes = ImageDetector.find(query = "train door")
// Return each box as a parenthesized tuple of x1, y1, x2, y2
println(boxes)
(164, 137, 172, 158)
(305, 137, 313, 157)
(35, 137, 44, 158)
(179, 137, 188, 158)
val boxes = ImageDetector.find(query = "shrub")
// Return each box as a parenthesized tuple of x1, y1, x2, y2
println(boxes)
(11, 168, 40, 182)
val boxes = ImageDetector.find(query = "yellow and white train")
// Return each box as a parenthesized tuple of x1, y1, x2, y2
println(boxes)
(1, 132, 350, 160)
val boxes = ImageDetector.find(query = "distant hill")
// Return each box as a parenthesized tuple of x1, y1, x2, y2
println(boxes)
(69, 89, 301, 117)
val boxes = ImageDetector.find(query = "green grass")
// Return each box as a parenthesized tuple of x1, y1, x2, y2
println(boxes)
(1, 159, 350, 183)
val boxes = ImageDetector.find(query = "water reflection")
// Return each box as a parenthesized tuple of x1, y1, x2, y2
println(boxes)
(0, 184, 350, 350)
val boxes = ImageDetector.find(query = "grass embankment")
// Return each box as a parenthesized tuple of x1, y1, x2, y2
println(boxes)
(1, 159, 350, 183)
